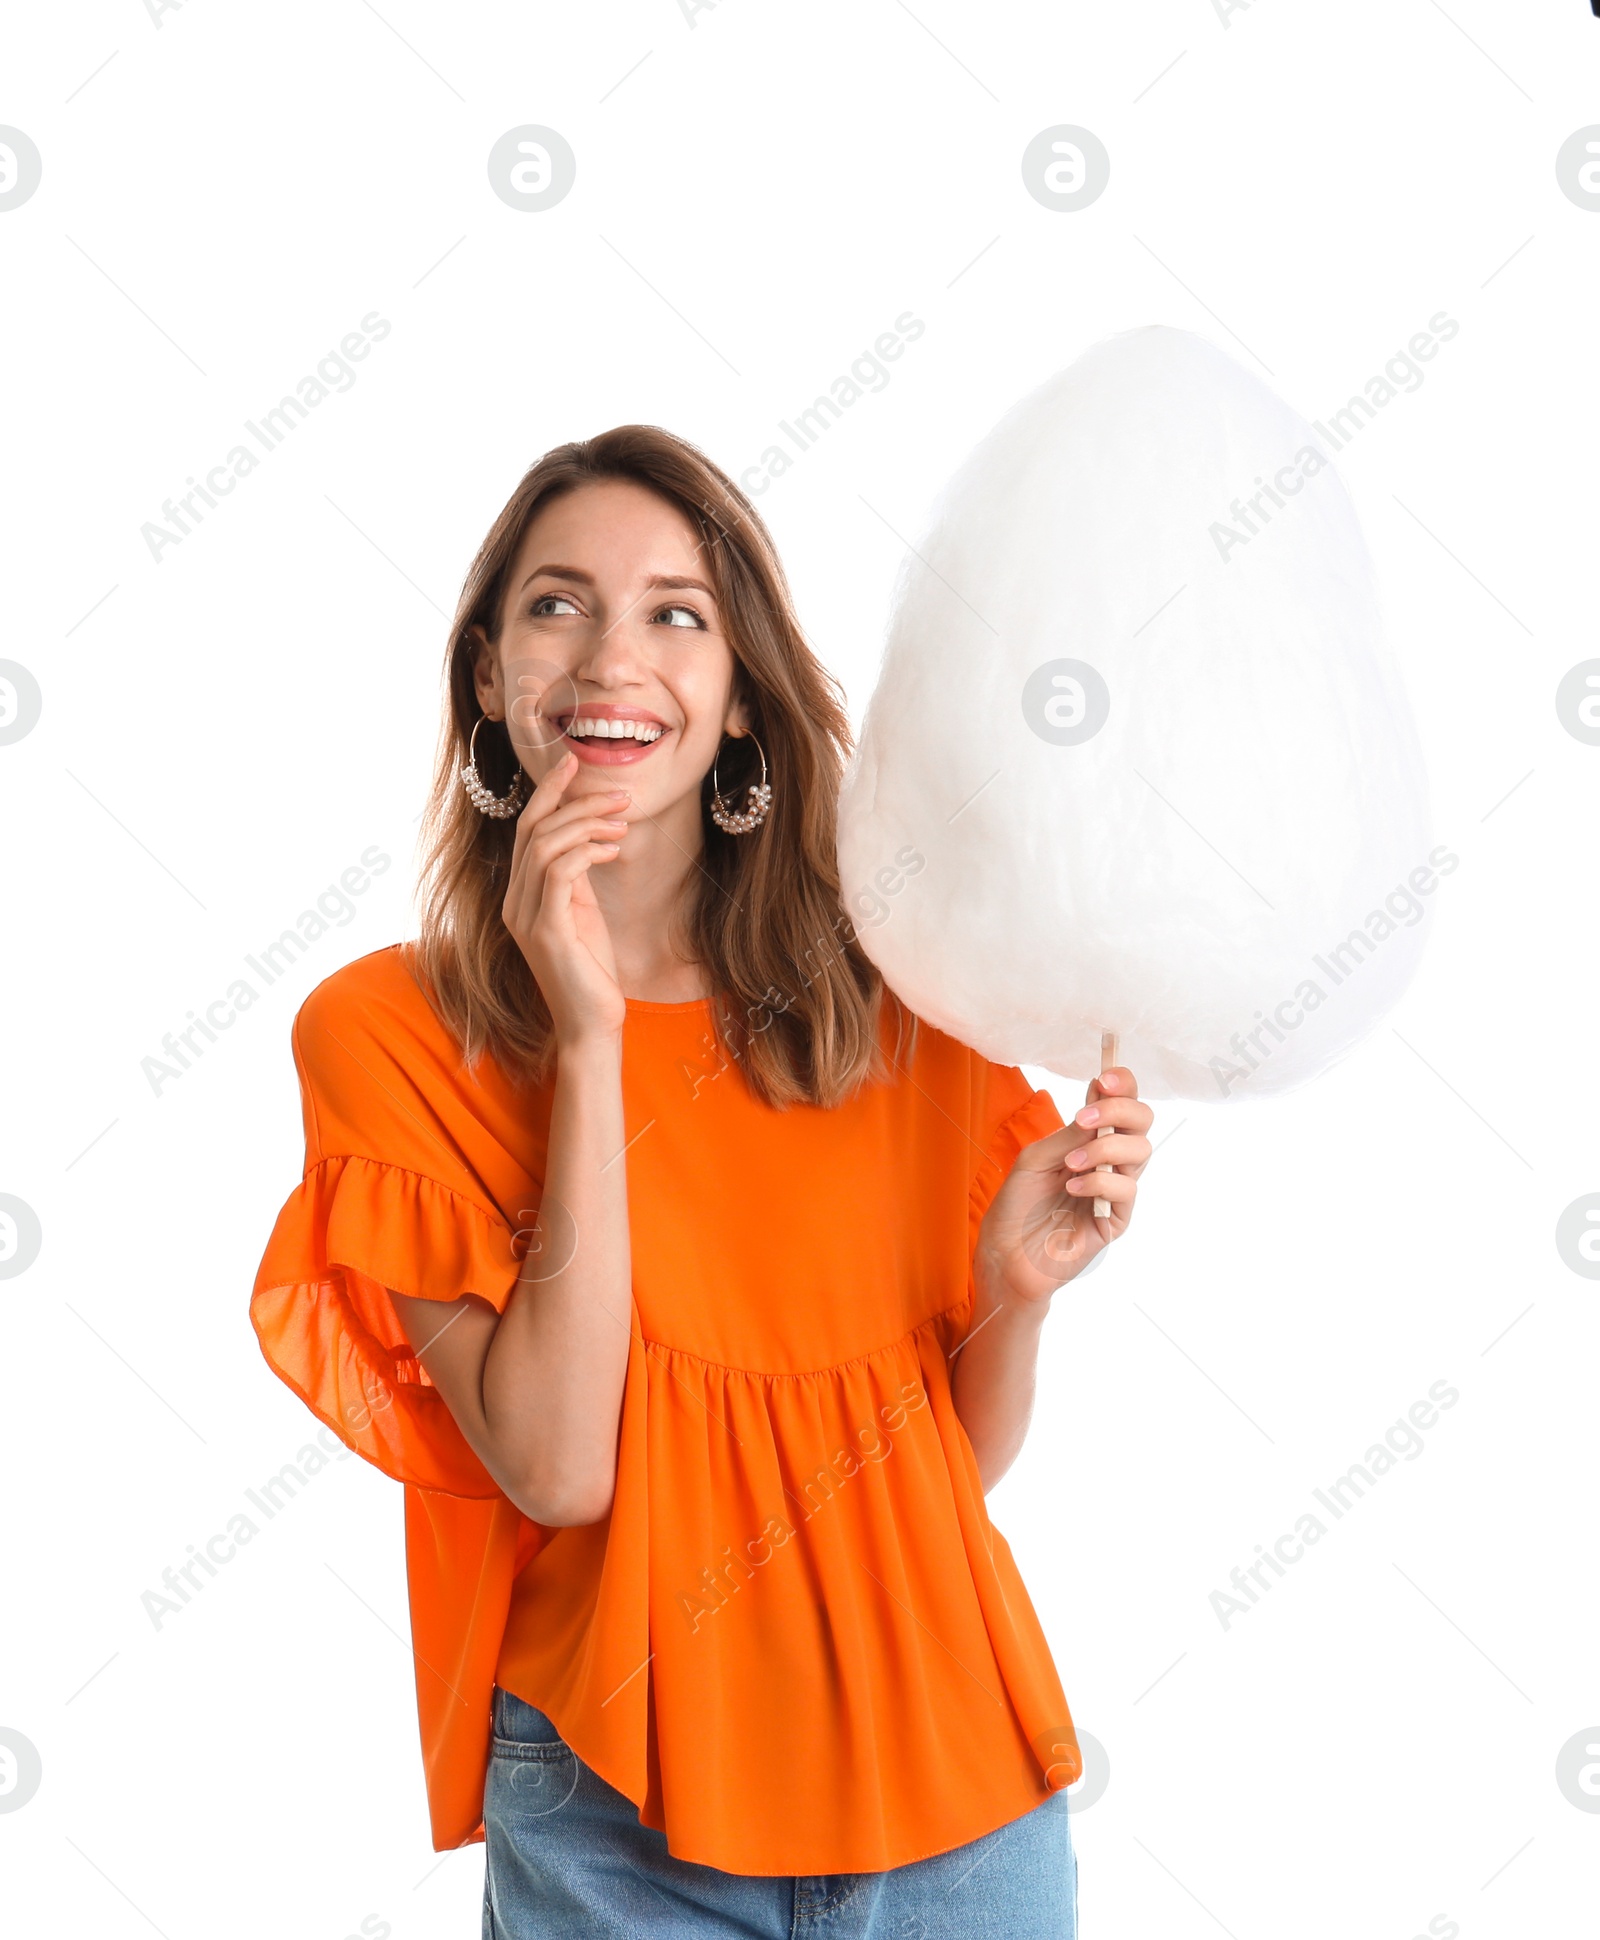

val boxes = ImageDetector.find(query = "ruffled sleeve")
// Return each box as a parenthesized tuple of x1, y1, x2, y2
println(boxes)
(250, 963, 525, 1498)
(966, 1051, 1068, 1244)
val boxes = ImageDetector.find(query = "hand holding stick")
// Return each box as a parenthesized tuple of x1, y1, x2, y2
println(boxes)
(1093, 1030, 1117, 1220)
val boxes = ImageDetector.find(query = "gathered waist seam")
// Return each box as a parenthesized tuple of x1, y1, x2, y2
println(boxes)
(639, 1298, 969, 1382)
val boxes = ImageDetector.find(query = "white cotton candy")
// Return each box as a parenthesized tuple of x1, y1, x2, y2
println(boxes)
(836, 325, 1434, 1101)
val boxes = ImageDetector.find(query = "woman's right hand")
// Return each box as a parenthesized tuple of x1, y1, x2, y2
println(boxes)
(502, 750, 630, 1048)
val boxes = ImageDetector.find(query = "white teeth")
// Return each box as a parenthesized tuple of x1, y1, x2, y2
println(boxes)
(566, 718, 663, 742)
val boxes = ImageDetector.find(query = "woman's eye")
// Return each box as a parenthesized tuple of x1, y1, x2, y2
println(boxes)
(530, 593, 581, 617)
(654, 603, 705, 629)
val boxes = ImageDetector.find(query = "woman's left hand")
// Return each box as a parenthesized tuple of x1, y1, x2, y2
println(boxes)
(974, 1067, 1153, 1305)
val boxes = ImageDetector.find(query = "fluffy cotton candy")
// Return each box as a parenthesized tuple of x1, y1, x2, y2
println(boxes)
(836, 325, 1434, 1101)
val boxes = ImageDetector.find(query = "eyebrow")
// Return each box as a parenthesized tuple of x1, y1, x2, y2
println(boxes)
(517, 564, 716, 598)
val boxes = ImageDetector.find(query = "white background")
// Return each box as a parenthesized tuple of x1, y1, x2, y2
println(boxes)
(2, 2, 1596, 1935)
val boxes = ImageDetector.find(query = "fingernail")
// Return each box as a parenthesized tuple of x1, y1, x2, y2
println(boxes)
(1077, 1107, 1099, 1126)
(1066, 1150, 1089, 1169)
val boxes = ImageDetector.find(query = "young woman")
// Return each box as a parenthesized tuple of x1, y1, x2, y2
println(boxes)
(251, 426, 1152, 1937)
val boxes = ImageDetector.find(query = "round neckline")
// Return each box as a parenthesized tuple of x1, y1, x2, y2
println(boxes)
(624, 995, 716, 1013)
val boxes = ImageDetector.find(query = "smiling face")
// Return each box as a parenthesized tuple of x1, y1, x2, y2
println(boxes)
(470, 478, 749, 833)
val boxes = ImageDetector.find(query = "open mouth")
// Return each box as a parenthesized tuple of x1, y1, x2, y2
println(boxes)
(555, 711, 670, 763)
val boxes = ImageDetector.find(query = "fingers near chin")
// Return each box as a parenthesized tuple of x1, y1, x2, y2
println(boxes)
(550, 844, 609, 878)
(519, 766, 567, 823)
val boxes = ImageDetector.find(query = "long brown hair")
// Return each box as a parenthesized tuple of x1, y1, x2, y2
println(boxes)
(412, 424, 914, 1109)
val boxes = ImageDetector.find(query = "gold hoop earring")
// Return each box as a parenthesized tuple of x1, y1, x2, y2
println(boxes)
(461, 715, 531, 819)
(708, 732, 772, 835)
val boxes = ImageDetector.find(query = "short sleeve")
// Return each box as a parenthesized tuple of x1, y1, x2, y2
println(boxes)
(249, 969, 524, 1498)
(966, 1053, 1067, 1249)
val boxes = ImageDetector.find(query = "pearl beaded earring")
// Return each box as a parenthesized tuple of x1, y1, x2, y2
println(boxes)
(708, 732, 773, 835)
(460, 715, 531, 820)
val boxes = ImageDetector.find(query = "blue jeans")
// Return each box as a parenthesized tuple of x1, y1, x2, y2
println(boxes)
(483, 1685, 1078, 1937)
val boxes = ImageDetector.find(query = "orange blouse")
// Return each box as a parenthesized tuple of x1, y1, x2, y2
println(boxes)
(251, 942, 1082, 1875)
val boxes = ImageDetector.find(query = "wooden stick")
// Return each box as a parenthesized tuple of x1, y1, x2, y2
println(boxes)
(1093, 1030, 1118, 1220)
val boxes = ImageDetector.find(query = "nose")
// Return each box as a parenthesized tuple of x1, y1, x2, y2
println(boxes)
(572, 595, 654, 684)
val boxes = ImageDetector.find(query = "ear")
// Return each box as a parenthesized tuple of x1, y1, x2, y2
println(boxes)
(468, 626, 504, 718)
(723, 688, 752, 738)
